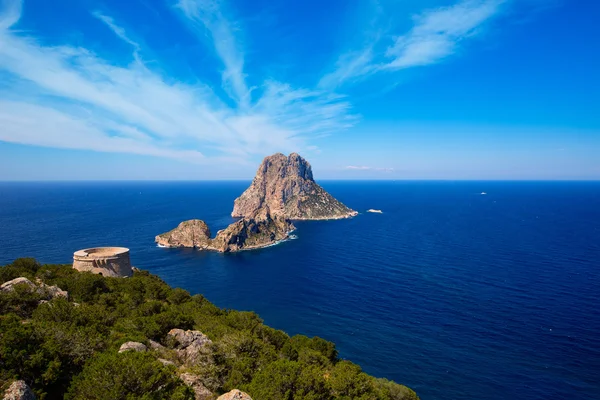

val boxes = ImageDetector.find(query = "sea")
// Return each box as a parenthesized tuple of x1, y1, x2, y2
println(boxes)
(0, 181, 599, 400)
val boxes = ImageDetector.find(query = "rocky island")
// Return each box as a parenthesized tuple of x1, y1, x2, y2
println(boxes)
(156, 153, 355, 252)
(156, 208, 294, 252)
(233, 152, 357, 220)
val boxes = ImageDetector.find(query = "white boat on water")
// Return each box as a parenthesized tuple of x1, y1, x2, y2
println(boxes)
(367, 209, 383, 213)
(481, 192, 487, 195)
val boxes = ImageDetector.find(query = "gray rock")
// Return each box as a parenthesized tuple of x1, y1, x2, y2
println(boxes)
(1, 277, 68, 300)
(167, 329, 213, 365)
(148, 339, 166, 350)
(168, 329, 212, 349)
(158, 358, 175, 366)
(35, 279, 68, 299)
(2, 380, 36, 400)
(118, 341, 147, 353)
(216, 389, 252, 400)
(179, 373, 213, 400)
(1, 277, 36, 292)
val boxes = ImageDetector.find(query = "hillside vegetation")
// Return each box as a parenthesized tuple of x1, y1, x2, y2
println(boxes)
(0, 258, 418, 400)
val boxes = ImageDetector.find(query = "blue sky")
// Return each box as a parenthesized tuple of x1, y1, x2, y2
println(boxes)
(0, 0, 598, 180)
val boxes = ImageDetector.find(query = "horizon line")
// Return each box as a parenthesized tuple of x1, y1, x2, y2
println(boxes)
(1, 179, 600, 183)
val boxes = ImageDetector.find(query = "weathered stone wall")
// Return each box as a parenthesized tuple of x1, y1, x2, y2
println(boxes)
(73, 247, 132, 277)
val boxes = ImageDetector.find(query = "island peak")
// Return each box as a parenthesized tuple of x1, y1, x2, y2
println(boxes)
(232, 152, 356, 220)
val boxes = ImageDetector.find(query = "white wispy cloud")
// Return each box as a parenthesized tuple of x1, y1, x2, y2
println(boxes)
(345, 166, 394, 172)
(321, 0, 506, 88)
(0, 0, 20, 30)
(175, 0, 250, 107)
(0, 0, 355, 166)
(92, 12, 140, 53)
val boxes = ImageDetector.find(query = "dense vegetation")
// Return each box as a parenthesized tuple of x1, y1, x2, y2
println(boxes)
(0, 258, 419, 400)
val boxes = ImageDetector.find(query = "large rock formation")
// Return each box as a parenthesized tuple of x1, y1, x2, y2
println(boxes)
(155, 153, 354, 252)
(155, 209, 294, 252)
(232, 153, 357, 220)
(210, 208, 293, 252)
(155, 220, 211, 248)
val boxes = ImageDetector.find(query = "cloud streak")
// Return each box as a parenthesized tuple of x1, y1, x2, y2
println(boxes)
(93, 12, 141, 53)
(176, 0, 250, 107)
(321, 0, 506, 88)
(0, 0, 355, 165)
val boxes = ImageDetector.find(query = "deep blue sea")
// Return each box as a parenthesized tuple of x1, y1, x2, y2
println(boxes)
(1, 181, 599, 399)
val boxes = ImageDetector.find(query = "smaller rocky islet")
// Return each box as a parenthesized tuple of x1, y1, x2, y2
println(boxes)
(155, 152, 355, 252)
(155, 207, 294, 253)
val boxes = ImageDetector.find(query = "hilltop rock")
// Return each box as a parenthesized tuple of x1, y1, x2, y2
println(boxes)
(217, 389, 252, 400)
(155, 220, 211, 248)
(2, 380, 36, 400)
(0, 277, 36, 292)
(211, 208, 294, 252)
(118, 341, 147, 353)
(1, 277, 67, 300)
(232, 153, 357, 220)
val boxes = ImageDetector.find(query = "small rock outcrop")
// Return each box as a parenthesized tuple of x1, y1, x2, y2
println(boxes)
(118, 341, 147, 353)
(179, 373, 213, 400)
(148, 339, 166, 351)
(217, 389, 252, 400)
(0, 277, 36, 292)
(35, 279, 68, 299)
(232, 153, 357, 220)
(156, 220, 212, 248)
(2, 380, 36, 400)
(167, 329, 213, 365)
(1, 277, 67, 300)
(210, 208, 294, 252)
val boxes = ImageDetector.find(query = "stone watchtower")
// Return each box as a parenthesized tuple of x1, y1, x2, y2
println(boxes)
(73, 247, 133, 277)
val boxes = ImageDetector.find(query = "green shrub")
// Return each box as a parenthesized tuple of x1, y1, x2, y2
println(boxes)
(65, 351, 194, 400)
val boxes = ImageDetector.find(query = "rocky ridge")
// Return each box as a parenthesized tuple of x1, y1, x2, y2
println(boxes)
(232, 153, 357, 220)
(209, 208, 293, 252)
(156, 208, 294, 252)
